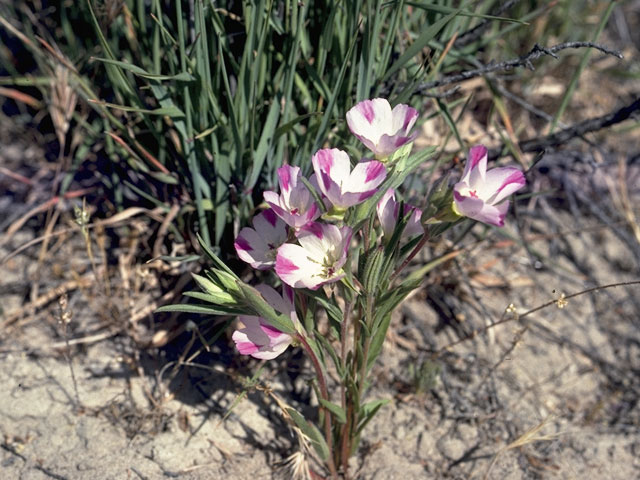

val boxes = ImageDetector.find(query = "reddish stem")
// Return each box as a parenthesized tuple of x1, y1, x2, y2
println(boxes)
(297, 334, 338, 479)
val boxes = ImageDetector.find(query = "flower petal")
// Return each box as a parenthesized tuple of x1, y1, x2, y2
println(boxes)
(312, 148, 353, 207)
(454, 189, 509, 227)
(391, 103, 419, 135)
(276, 243, 324, 289)
(234, 227, 271, 269)
(232, 316, 292, 360)
(377, 189, 398, 238)
(462, 144, 488, 186)
(481, 167, 526, 204)
(345, 160, 386, 194)
(346, 98, 393, 147)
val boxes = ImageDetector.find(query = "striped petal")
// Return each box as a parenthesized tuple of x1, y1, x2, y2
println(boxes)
(346, 98, 418, 158)
(232, 316, 292, 360)
(234, 210, 288, 269)
(312, 149, 386, 209)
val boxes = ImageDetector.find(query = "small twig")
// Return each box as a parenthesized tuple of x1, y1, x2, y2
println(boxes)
(2, 277, 92, 328)
(414, 42, 623, 94)
(428, 280, 640, 356)
(422, 85, 461, 98)
(489, 97, 640, 159)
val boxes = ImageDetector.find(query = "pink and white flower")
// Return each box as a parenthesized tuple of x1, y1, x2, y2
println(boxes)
(232, 285, 297, 360)
(346, 98, 419, 159)
(312, 148, 386, 209)
(234, 209, 288, 270)
(263, 165, 321, 229)
(377, 189, 423, 240)
(276, 222, 352, 290)
(453, 145, 526, 227)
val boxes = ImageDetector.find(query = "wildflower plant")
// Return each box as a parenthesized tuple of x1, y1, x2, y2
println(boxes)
(161, 98, 526, 478)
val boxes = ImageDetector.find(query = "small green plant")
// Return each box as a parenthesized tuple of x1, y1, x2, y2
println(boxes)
(409, 359, 441, 395)
(161, 98, 527, 477)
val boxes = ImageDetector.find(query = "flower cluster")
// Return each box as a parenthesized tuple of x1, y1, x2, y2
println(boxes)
(231, 98, 526, 359)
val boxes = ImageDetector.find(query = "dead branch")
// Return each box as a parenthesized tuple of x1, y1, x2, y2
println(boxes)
(414, 42, 623, 94)
(488, 96, 640, 159)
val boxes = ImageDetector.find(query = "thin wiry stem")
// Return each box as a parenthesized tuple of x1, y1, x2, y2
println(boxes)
(426, 280, 640, 356)
(488, 97, 640, 160)
(297, 335, 338, 479)
(414, 42, 623, 94)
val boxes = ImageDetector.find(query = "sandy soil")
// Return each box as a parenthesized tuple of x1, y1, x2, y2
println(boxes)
(1, 151, 639, 479)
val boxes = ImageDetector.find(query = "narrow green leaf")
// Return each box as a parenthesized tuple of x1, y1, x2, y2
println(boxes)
(356, 398, 391, 434)
(319, 399, 347, 424)
(196, 234, 237, 276)
(155, 303, 235, 315)
(91, 57, 195, 81)
(245, 97, 280, 191)
(286, 408, 329, 461)
(92, 100, 185, 117)
(383, 6, 464, 82)
(403, 2, 527, 23)
(236, 282, 296, 334)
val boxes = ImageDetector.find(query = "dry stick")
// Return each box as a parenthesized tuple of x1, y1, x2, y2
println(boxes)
(1, 206, 166, 265)
(488, 97, 640, 160)
(2, 277, 92, 328)
(297, 334, 338, 480)
(414, 42, 623, 94)
(427, 280, 640, 357)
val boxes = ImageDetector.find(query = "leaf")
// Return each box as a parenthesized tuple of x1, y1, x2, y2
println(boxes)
(196, 234, 237, 276)
(155, 303, 239, 316)
(356, 398, 391, 434)
(244, 97, 280, 191)
(403, 2, 527, 23)
(91, 57, 195, 81)
(236, 282, 296, 334)
(319, 398, 346, 424)
(304, 290, 343, 324)
(286, 408, 329, 461)
(314, 333, 344, 377)
(383, 6, 464, 81)
(88, 100, 185, 117)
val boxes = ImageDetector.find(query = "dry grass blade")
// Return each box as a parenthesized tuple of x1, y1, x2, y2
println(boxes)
(1, 276, 92, 328)
(1, 206, 165, 264)
(615, 157, 640, 245)
(2, 187, 95, 244)
(483, 415, 564, 480)
(0, 87, 43, 109)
